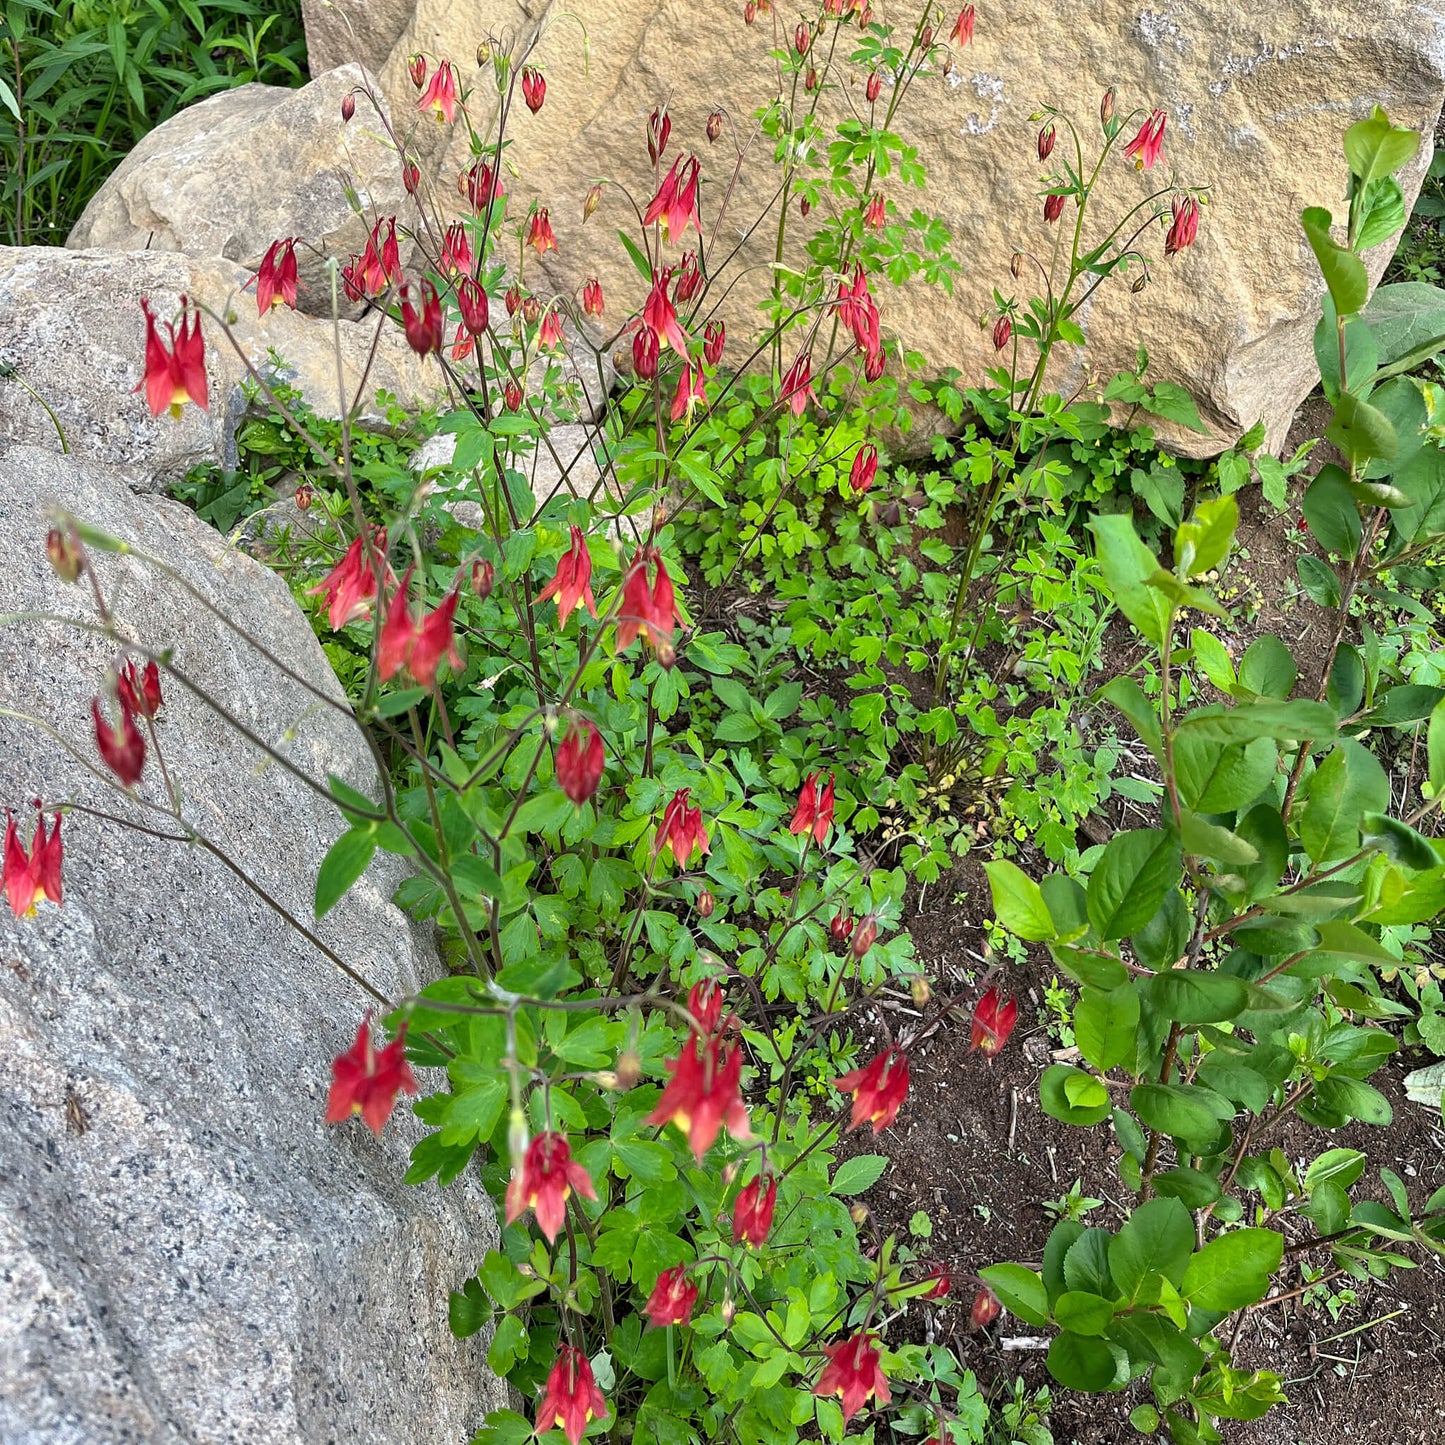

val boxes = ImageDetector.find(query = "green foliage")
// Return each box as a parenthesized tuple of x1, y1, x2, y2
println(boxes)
(0, 0, 306, 245)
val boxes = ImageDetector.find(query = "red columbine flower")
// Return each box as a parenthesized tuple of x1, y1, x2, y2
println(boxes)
(401, 279, 443, 356)
(780, 351, 814, 417)
(458, 277, 489, 335)
(732, 1174, 777, 1246)
(556, 718, 605, 805)
(836, 264, 880, 357)
(633, 324, 660, 379)
(116, 658, 162, 719)
(537, 524, 597, 626)
(864, 193, 886, 230)
(971, 1285, 1001, 1329)
(814, 1333, 891, 1423)
(521, 64, 546, 113)
(440, 222, 473, 277)
(378, 568, 461, 687)
(647, 1032, 750, 1161)
(835, 1047, 909, 1133)
(1124, 107, 1167, 170)
(646, 1265, 699, 1327)
(616, 546, 679, 666)
(643, 155, 702, 244)
(686, 977, 724, 1035)
(504, 380, 524, 411)
(970, 986, 1019, 1056)
(703, 320, 725, 366)
(1038, 121, 1056, 160)
(993, 315, 1012, 351)
(539, 310, 566, 352)
(450, 325, 474, 361)
(535, 1347, 608, 1445)
(670, 363, 707, 425)
(1165, 194, 1200, 255)
(656, 787, 709, 863)
(950, 4, 975, 45)
(582, 277, 604, 318)
(1044, 191, 1065, 223)
(308, 529, 389, 630)
(675, 249, 702, 302)
(254, 238, 299, 314)
(463, 158, 505, 212)
(92, 696, 146, 787)
(504, 1131, 598, 1243)
(527, 206, 557, 255)
(137, 297, 208, 418)
(850, 444, 878, 496)
(325, 1017, 418, 1134)
(355, 217, 401, 297)
(521, 294, 543, 326)
(789, 770, 835, 845)
(642, 270, 690, 354)
(3, 809, 63, 918)
(863, 346, 885, 382)
(647, 105, 672, 165)
(920, 1266, 951, 1300)
(418, 59, 458, 122)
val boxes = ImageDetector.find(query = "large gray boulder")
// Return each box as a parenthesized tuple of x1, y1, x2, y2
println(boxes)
(67, 65, 406, 321)
(0, 247, 448, 490)
(0, 447, 504, 1444)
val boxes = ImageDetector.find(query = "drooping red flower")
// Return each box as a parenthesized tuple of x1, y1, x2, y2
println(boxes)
(137, 297, 209, 418)
(378, 567, 461, 687)
(646, 106, 672, 165)
(794, 19, 810, 54)
(834, 1047, 910, 1133)
(863, 346, 886, 382)
(418, 58, 458, 122)
(674, 248, 702, 303)
(401, 278, 443, 356)
(504, 380, 524, 411)
(656, 787, 709, 863)
(616, 546, 679, 666)
(539, 310, 567, 352)
(325, 1017, 418, 1133)
(308, 529, 389, 630)
(865, 193, 886, 230)
(1165, 194, 1200, 256)
(92, 696, 146, 787)
(1043, 192, 1065, 223)
(440, 222, 474, 277)
(536, 524, 597, 626)
(254, 238, 299, 315)
(3, 809, 63, 918)
(471, 559, 495, 598)
(354, 217, 402, 297)
(670, 363, 707, 425)
(116, 658, 163, 719)
(504, 1130, 598, 1243)
(703, 320, 725, 367)
(645, 1265, 699, 1327)
(643, 155, 702, 244)
(686, 977, 724, 1036)
(780, 351, 815, 416)
(642, 270, 690, 354)
(849, 444, 878, 496)
(970, 986, 1019, 1056)
(920, 1266, 951, 1300)
(450, 325, 475, 361)
(993, 315, 1012, 351)
(633, 324, 660, 379)
(835, 264, 880, 358)
(814, 1332, 891, 1422)
(556, 718, 605, 805)
(647, 1032, 750, 1161)
(535, 1347, 609, 1445)
(1038, 121, 1056, 161)
(402, 160, 421, 195)
(528, 206, 558, 255)
(1123, 107, 1167, 171)
(458, 276, 490, 335)
(950, 4, 975, 45)
(789, 770, 835, 845)
(732, 1173, 777, 1246)
(971, 1285, 1001, 1329)
(582, 277, 604, 318)
(462, 158, 505, 213)
(830, 911, 855, 945)
(521, 64, 546, 113)
(866, 70, 882, 103)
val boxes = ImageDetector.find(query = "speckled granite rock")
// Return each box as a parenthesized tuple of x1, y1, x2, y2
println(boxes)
(0, 446, 503, 1444)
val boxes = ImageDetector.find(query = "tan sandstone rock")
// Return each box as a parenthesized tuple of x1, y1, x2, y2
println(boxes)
(336, 0, 1445, 457)
(67, 65, 405, 320)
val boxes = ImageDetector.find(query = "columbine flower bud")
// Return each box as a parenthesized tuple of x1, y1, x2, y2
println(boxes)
(794, 20, 810, 54)
(504, 381, 523, 411)
(851, 914, 878, 959)
(1038, 121, 1056, 160)
(993, 315, 1012, 351)
(408, 54, 427, 89)
(800, 196, 812, 217)
(1131, 271, 1149, 294)
(341, 92, 356, 122)
(707, 110, 723, 142)
(507, 1106, 530, 1173)
(616, 1050, 642, 1090)
(1043, 192, 1064, 223)
(910, 975, 930, 1007)
(721, 1161, 739, 1186)
(866, 71, 881, 102)
(294, 484, 313, 511)
(1101, 86, 1116, 125)
(849, 1204, 869, 1225)
(805, 66, 819, 92)
(920, 23, 933, 47)
(476, 40, 492, 65)
(46, 526, 83, 583)
(743, 0, 756, 23)
(403, 161, 420, 194)
(697, 889, 715, 918)
(721, 1293, 736, 1326)
(583, 183, 603, 221)
(971, 1286, 1001, 1329)
(830, 911, 855, 945)
(504, 284, 521, 317)
(471, 559, 494, 598)
(521, 294, 542, 325)
(1010, 251, 1024, 279)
